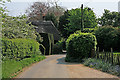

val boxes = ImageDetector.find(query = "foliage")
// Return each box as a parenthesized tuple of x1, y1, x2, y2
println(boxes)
(45, 13, 58, 27)
(0, 0, 10, 18)
(2, 54, 45, 78)
(65, 32, 97, 62)
(26, 2, 50, 21)
(98, 9, 120, 27)
(26, 1, 66, 22)
(2, 15, 41, 40)
(48, 6, 66, 20)
(58, 7, 97, 38)
(66, 8, 97, 35)
(52, 38, 66, 54)
(81, 28, 97, 33)
(58, 10, 70, 38)
(83, 58, 120, 76)
(2, 38, 40, 60)
(52, 44, 62, 54)
(94, 26, 120, 51)
(57, 38, 66, 50)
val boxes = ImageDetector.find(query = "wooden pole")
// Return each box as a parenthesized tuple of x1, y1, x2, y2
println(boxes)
(81, 4, 84, 31)
(117, 54, 120, 65)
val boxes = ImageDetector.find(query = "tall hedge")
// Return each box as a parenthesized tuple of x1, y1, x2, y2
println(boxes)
(94, 26, 120, 51)
(65, 32, 97, 62)
(2, 38, 40, 60)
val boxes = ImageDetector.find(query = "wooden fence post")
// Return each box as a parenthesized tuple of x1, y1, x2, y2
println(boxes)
(109, 52, 111, 63)
(118, 54, 120, 65)
(105, 51, 106, 61)
(102, 49, 104, 60)
(111, 48, 113, 65)
(91, 49, 95, 58)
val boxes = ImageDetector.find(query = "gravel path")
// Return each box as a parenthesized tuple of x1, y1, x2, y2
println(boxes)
(17, 55, 119, 79)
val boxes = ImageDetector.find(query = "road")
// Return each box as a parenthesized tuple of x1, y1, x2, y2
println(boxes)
(17, 55, 119, 79)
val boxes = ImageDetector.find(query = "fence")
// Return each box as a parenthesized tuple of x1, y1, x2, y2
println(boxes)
(95, 47, 120, 65)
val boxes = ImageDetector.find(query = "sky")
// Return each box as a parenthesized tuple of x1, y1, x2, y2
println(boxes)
(5, 0, 120, 17)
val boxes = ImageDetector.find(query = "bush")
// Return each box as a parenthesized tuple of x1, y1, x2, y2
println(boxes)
(2, 38, 40, 60)
(94, 26, 120, 51)
(83, 58, 120, 77)
(65, 32, 97, 62)
(81, 28, 97, 33)
(52, 44, 62, 54)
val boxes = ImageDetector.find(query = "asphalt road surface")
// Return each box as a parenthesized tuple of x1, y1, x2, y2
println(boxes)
(18, 55, 119, 79)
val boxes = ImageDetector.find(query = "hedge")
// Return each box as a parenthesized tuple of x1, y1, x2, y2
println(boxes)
(81, 28, 97, 33)
(94, 26, 120, 51)
(2, 38, 40, 60)
(65, 32, 97, 62)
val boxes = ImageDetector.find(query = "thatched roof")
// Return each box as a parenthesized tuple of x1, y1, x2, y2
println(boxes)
(32, 21, 60, 40)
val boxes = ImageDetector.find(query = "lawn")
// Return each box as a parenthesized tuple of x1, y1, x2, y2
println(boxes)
(2, 54, 45, 78)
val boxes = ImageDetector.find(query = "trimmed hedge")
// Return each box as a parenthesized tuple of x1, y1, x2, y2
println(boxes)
(94, 26, 120, 51)
(81, 28, 97, 33)
(2, 38, 40, 60)
(65, 32, 97, 62)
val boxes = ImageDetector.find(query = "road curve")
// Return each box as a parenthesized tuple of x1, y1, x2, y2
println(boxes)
(17, 54, 119, 79)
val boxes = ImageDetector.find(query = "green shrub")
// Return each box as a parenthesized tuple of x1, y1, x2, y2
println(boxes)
(2, 38, 40, 60)
(81, 28, 97, 33)
(94, 26, 120, 51)
(52, 38, 67, 54)
(57, 38, 66, 50)
(52, 44, 62, 54)
(65, 32, 97, 62)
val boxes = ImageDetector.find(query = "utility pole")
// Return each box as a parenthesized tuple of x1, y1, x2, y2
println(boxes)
(81, 4, 84, 31)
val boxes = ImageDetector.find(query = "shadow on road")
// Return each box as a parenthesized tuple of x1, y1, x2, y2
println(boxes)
(57, 57, 81, 65)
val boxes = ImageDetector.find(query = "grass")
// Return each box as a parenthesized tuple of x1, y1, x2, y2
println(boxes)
(2, 54, 45, 78)
(113, 52, 120, 55)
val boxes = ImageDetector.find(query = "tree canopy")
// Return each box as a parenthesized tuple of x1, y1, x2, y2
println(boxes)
(98, 9, 120, 27)
(26, 1, 66, 23)
(58, 7, 97, 38)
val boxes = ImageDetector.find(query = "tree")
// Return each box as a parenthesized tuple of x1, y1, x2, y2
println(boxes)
(0, 0, 10, 18)
(59, 7, 97, 37)
(48, 6, 66, 20)
(45, 13, 58, 27)
(26, 1, 66, 23)
(98, 9, 120, 27)
(26, 2, 50, 22)
(2, 15, 36, 39)
(58, 10, 70, 38)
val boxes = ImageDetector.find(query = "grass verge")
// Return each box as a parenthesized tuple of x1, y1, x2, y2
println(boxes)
(2, 54, 45, 78)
